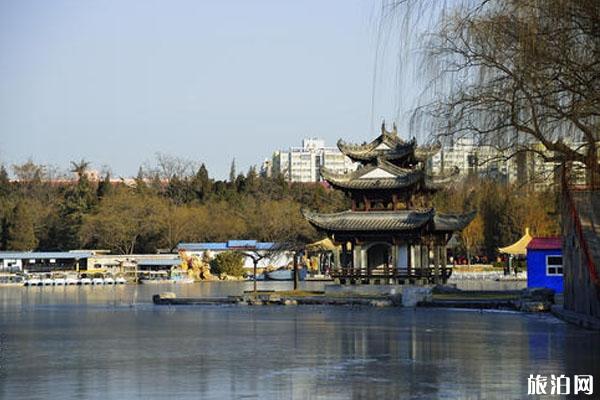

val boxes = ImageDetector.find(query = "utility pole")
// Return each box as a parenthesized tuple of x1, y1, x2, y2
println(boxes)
(293, 252, 299, 290)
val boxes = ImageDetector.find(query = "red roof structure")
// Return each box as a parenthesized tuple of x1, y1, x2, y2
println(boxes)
(527, 237, 562, 250)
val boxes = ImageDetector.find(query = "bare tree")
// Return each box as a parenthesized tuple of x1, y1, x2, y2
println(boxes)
(149, 153, 197, 180)
(12, 159, 45, 182)
(386, 0, 600, 185)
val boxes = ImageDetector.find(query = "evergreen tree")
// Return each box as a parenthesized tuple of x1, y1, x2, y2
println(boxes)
(191, 164, 212, 201)
(165, 175, 196, 204)
(96, 173, 112, 199)
(134, 166, 146, 188)
(229, 159, 236, 183)
(6, 202, 38, 250)
(235, 173, 247, 193)
(0, 165, 10, 197)
(245, 166, 258, 195)
(57, 173, 96, 250)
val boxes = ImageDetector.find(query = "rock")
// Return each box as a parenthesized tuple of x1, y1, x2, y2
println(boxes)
(520, 301, 552, 312)
(370, 300, 392, 307)
(389, 293, 403, 306)
(432, 284, 461, 294)
(521, 287, 555, 302)
(402, 287, 433, 307)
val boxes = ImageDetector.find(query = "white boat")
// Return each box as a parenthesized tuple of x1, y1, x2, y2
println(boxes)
(115, 277, 127, 284)
(42, 278, 54, 286)
(104, 277, 115, 285)
(65, 277, 79, 285)
(92, 278, 105, 285)
(80, 278, 92, 285)
(54, 278, 66, 285)
(265, 268, 308, 281)
(173, 276, 195, 284)
(170, 271, 194, 284)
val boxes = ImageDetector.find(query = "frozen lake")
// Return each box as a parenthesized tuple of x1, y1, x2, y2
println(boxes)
(0, 283, 598, 399)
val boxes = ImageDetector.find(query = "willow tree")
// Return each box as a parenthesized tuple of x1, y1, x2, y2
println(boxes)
(388, 0, 600, 185)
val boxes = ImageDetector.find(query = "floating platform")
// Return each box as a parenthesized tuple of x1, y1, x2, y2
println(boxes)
(152, 292, 395, 307)
(152, 294, 240, 305)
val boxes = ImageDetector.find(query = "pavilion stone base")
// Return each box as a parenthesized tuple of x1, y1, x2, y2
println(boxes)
(324, 284, 433, 306)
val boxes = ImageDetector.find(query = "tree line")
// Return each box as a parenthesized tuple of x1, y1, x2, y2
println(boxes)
(0, 157, 346, 254)
(0, 157, 558, 259)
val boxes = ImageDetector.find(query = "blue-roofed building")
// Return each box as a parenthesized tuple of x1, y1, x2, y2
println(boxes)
(178, 241, 276, 252)
(177, 241, 291, 270)
(0, 251, 93, 273)
(136, 258, 180, 271)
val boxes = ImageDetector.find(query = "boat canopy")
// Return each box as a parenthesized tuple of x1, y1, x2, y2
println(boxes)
(498, 228, 532, 256)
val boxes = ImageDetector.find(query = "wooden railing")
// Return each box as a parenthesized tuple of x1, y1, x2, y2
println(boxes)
(330, 266, 451, 281)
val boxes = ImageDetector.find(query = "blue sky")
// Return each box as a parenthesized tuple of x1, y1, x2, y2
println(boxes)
(0, 0, 418, 179)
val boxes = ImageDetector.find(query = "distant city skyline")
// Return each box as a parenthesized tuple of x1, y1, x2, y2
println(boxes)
(0, 1, 424, 179)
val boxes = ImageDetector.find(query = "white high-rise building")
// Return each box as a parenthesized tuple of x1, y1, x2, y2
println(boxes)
(432, 137, 591, 189)
(271, 138, 356, 182)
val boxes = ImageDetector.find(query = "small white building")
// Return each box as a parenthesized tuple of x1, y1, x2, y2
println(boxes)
(177, 240, 293, 270)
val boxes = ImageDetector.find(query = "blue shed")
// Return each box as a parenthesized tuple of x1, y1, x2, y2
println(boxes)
(526, 237, 563, 293)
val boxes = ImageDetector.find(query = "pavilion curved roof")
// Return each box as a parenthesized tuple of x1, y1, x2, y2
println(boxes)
(302, 209, 434, 232)
(337, 134, 417, 162)
(433, 210, 478, 232)
(303, 208, 476, 234)
(414, 142, 442, 161)
(423, 166, 461, 191)
(320, 157, 424, 190)
(498, 228, 532, 255)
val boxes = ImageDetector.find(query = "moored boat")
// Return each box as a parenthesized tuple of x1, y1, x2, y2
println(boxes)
(265, 268, 307, 281)
(80, 278, 92, 285)
(92, 278, 105, 285)
(115, 277, 127, 284)
(104, 277, 115, 285)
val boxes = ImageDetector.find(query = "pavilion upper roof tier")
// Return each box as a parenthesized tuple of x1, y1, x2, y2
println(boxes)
(302, 208, 476, 234)
(422, 166, 461, 192)
(337, 123, 441, 163)
(321, 157, 423, 191)
(337, 135, 415, 163)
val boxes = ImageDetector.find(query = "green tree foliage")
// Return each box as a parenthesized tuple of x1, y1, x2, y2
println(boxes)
(190, 164, 212, 201)
(2, 155, 559, 260)
(229, 159, 236, 183)
(5, 202, 38, 250)
(96, 173, 112, 199)
(210, 251, 245, 277)
(433, 177, 559, 259)
(80, 189, 164, 254)
(0, 166, 10, 197)
(159, 204, 208, 251)
(57, 172, 96, 250)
